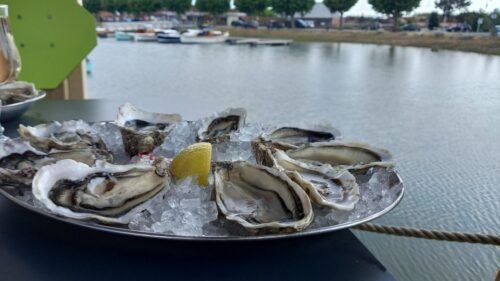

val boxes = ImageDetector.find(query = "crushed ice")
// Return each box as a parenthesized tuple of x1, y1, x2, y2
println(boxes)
(128, 177, 221, 236)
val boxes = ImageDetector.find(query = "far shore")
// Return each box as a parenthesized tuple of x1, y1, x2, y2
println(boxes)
(221, 28, 500, 56)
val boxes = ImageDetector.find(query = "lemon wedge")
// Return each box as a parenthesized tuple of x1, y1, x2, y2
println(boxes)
(170, 142, 212, 186)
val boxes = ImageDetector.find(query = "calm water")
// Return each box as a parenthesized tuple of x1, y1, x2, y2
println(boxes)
(88, 39, 500, 281)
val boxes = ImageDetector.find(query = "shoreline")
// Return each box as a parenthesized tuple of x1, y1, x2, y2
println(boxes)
(221, 28, 500, 56)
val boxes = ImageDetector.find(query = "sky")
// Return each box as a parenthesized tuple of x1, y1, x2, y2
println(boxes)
(222, 0, 499, 16)
(338, 0, 500, 16)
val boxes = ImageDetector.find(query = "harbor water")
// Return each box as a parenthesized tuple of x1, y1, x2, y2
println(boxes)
(88, 39, 500, 281)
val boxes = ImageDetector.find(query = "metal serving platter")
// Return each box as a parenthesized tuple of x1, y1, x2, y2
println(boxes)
(1, 91, 46, 121)
(0, 174, 404, 241)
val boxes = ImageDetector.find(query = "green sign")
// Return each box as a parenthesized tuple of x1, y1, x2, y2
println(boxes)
(0, 0, 96, 89)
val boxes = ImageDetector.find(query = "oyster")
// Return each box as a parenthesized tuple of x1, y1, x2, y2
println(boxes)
(257, 142, 394, 210)
(262, 125, 340, 150)
(32, 157, 170, 224)
(272, 150, 359, 211)
(0, 138, 111, 187)
(285, 141, 392, 172)
(197, 108, 246, 143)
(116, 103, 182, 156)
(18, 120, 108, 153)
(214, 161, 313, 232)
(0, 139, 47, 187)
(0, 81, 37, 105)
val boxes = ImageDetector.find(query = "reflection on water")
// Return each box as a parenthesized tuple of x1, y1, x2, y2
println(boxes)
(88, 39, 500, 281)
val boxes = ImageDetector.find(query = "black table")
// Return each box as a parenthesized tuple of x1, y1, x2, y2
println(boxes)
(0, 100, 396, 281)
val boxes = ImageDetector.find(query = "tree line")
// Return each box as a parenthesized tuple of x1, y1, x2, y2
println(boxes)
(83, 0, 477, 30)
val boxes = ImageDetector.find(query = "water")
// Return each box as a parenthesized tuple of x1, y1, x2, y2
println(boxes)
(88, 39, 500, 281)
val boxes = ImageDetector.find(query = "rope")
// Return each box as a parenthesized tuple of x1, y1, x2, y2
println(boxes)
(353, 223, 500, 246)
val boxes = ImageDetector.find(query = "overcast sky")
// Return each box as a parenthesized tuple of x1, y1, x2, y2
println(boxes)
(339, 0, 500, 16)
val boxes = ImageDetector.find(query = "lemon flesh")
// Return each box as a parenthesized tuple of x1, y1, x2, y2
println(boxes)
(170, 142, 212, 186)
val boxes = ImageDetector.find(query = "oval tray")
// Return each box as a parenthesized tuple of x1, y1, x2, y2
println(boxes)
(1, 91, 46, 121)
(0, 172, 404, 241)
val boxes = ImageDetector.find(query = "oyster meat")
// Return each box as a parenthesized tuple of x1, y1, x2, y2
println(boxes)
(214, 161, 313, 232)
(197, 108, 246, 142)
(32, 157, 170, 224)
(18, 120, 108, 153)
(0, 81, 37, 105)
(116, 103, 182, 156)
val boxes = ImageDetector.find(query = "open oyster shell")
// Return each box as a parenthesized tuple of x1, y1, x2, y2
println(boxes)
(0, 138, 112, 188)
(116, 103, 182, 156)
(0, 139, 45, 187)
(0, 81, 37, 105)
(272, 150, 359, 211)
(285, 141, 393, 172)
(261, 125, 340, 150)
(214, 161, 313, 233)
(254, 141, 394, 211)
(197, 108, 246, 143)
(32, 157, 170, 224)
(18, 120, 108, 153)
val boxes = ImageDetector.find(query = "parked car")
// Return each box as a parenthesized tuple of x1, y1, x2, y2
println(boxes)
(231, 19, 258, 29)
(401, 23, 420, 31)
(363, 21, 381, 30)
(284, 19, 311, 28)
(496, 25, 500, 32)
(446, 23, 471, 32)
(266, 20, 285, 29)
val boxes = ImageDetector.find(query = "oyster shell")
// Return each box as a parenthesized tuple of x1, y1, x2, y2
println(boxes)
(0, 138, 112, 187)
(272, 150, 359, 211)
(214, 161, 313, 233)
(197, 108, 246, 143)
(0, 81, 37, 105)
(0, 139, 46, 187)
(262, 125, 340, 150)
(18, 120, 108, 153)
(285, 141, 392, 171)
(257, 142, 394, 210)
(116, 103, 182, 156)
(32, 157, 170, 224)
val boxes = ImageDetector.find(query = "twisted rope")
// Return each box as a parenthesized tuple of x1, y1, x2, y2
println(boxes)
(353, 223, 500, 246)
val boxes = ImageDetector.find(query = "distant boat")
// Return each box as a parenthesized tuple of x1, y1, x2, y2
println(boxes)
(96, 27, 109, 38)
(156, 29, 181, 43)
(133, 33, 157, 42)
(180, 29, 229, 44)
(115, 31, 134, 41)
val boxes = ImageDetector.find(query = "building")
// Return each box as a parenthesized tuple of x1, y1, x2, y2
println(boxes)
(296, 3, 334, 28)
(225, 12, 246, 27)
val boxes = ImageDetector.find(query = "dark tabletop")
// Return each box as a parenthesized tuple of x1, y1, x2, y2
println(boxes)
(0, 100, 395, 281)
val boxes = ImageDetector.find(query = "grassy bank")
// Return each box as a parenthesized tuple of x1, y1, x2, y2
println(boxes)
(222, 28, 500, 56)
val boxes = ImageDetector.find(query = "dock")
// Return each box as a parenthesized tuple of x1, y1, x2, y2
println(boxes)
(227, 38, 293, 46)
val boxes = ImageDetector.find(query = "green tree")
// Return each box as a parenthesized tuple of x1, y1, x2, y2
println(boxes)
(323, 0, 357, 29)
(435, 0, 471, 22)
(457, 11, 493, 32)
(110, 0, 129, 13)
(83, 0, 102, 14)
(128, 0, 163, 18)
(164, 0, 192, 15)
(428, 11, 440, 30)
(234, 0, 269, 16)
(368, 0, 421, 30)
(196, 0, 230, 19)
(270, 0, 315, 28)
